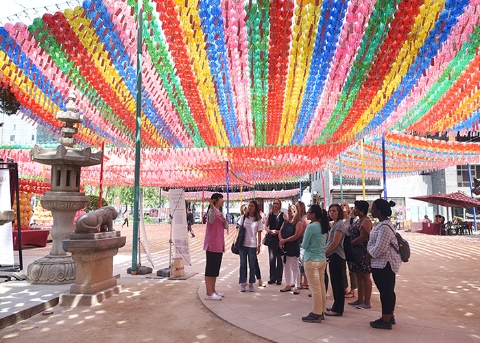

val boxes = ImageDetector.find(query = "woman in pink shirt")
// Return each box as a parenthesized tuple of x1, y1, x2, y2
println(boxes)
(203, 193, 228, 301)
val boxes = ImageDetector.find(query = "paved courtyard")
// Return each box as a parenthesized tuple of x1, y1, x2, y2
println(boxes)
(1, 223, 480, 342)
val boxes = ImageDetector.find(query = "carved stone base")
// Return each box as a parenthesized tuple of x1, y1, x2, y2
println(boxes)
(59, 285, 123, 307)
(27, 255, 76, 285)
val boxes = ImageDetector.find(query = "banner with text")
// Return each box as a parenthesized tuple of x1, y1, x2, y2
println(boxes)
(168, 189, 191, 265)
(0, 170, 14, 265)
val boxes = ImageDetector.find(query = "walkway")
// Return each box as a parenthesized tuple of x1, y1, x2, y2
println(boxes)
(1, 224, 480, 342)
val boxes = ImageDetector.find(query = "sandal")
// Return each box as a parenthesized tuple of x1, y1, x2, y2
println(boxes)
(345, 290, 355, 298)
(300, 284, 309, 290)
(280, 286, 292, 292)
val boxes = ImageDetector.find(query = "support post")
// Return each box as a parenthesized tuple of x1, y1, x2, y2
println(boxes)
(468, 163, 478, 232)
(339, 156, 343, 202)
(131, 4, 143, 275)
(382, 134, 387, 200)
(98, 141, 105, 208)
(361, 140, 366, 200)
(226, 161, 230, 223)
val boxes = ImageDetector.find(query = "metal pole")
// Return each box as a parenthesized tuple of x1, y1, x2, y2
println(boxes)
(131, 3, 143, 275)
(321, 170, 327, 210)
(201, 187, 205, 223)
(98, 141, 105, 208)
(13, 162, 23, 270)
(339, 156, 344, 202)
(361, 140, 366, 200)
(226, 161, 230, 223)
(468, 163, 478, 232)
(382, 133, 387, 199)
(299, 180, 302, 201)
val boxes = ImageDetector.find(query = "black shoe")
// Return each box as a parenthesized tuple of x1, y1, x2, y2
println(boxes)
(390, 316, 396, 324)
(276, 281, 282, 285)
(370, 318, 392, 330)
(267, 281, 275, 285)
(191, 234, 195, 238)
(302, 312, 321, 323)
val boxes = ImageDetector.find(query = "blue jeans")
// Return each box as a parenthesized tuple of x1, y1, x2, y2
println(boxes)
(239, 246, 257, 284)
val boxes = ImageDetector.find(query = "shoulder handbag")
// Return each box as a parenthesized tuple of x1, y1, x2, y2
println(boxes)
(231, 215, 246, 254)
(263, 212, 282, 246)
(345, 218, 366, 263)
(344, 235, 361, 263)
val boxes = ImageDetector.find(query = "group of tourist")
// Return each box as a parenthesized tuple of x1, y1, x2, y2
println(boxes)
(202, 193, 403, 330)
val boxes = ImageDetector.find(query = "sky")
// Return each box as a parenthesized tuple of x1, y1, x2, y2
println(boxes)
(1, 0, 82, 25)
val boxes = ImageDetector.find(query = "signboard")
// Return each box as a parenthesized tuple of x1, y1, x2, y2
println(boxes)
(168, 189, 191, 265)
(0, 170, 14, 265)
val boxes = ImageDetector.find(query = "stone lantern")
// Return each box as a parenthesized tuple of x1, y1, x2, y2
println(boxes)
(27, 91, 102, 284)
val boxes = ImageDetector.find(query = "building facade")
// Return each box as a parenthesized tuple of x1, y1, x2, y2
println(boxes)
(310, 165, 480, 225)
(0, 112, 36, 146)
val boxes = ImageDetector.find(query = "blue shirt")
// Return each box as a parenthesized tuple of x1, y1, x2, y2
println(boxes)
(301, 221, 326, 262)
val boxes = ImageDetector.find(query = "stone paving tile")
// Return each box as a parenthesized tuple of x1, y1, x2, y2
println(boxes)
(8, 224, 480, 342)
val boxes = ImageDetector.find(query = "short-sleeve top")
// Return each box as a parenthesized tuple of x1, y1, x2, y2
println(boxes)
(203, 209, 225, 253)
(301, 221, 326, 262)
(325, 220, 346, 259)
(237, 215, 264, 248)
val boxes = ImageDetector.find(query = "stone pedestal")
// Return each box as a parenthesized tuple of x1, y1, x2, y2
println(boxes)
(59, 231, 126, 307)
(27, 90, 102, 286)
(27, 192, 89, 284)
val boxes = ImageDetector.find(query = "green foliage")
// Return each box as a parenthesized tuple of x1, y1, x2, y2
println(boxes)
(86, 185, 167, 210)
(85, 195, 109, 212)
(143, 216, 158, 224)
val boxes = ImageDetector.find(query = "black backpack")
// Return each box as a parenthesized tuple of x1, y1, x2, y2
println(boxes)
(389, 226, 410, 263)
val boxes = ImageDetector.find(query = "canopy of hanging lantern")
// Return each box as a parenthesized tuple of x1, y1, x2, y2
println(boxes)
(167, 189, 300, 202)
(1, 0, 480, 186)
(4, 130, 480, 186)
(327, 132, 480, 179)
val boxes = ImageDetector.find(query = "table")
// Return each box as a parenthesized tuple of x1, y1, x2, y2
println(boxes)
(12, 230, 50, 250)
(422, 223, 441, 235)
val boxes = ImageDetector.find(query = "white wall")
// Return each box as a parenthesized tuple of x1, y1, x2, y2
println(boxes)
(387, 174, 433, 221)
(0, 112, 37, 146)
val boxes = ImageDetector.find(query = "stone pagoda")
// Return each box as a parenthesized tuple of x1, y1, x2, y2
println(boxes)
(27, 90, 102, 284)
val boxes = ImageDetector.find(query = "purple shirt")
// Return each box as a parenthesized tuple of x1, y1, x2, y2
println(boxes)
(203, 209, 225, 253)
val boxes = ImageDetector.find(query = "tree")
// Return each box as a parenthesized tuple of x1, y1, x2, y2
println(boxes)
(0, 86, 20, 115)
(85, 195, 109, 212)
(85, 185, 167, 211)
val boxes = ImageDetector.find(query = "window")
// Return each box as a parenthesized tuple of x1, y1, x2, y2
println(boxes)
(32, 135, 35, 141)
(10, 135, 15, 141)
(457, 165, 480, 187)
(13, 124, 16, 130)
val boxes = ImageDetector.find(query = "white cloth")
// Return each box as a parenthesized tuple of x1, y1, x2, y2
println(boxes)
(284, 256, 300, 288)
(237, 215, 264, 248)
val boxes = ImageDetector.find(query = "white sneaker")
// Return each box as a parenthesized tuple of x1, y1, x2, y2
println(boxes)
(204, 293, 222, 301)
(240, 283, 246, 292)
(249, 284, 254, 292)
(214, 291, 225, 297)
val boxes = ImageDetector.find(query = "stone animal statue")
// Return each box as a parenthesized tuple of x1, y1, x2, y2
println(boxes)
(473, 178, 480, 196)
(75, 206, 118, 234)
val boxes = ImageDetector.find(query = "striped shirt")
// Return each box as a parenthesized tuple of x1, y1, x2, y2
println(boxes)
(367, 219, 402, 273)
